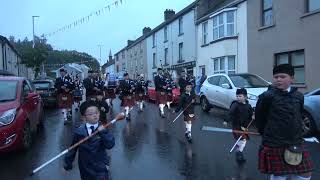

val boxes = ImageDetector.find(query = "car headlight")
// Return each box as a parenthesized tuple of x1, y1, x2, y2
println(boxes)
(0, 108, 17, 126)
(247, 94, 258, 101)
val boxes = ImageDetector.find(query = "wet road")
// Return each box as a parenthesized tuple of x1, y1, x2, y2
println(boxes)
(1, 99, 319, 180)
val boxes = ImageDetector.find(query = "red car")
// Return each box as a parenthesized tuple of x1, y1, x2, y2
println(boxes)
(0, 76, 43, 153)
(147, 81, 180, 104)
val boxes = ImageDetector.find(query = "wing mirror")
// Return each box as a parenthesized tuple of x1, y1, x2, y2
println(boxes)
(221, 83, 231, 89)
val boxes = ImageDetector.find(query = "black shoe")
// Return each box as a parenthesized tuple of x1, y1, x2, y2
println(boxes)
(236, 152, 246, 163)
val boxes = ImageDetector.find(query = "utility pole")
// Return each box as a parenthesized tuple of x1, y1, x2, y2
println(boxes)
(32, 16, 40, 78)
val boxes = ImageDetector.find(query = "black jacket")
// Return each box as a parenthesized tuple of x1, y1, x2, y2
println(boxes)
(135, 79, 148, 94)
(178, 77, 188, 93)
(64, 123, 115, 180)
(96, 99, 109, 120)
(154, 75, 166, 92)
(83, 77, 96, 96)
(175, 92, 196, 115)
(119, 79, 135, 96)
(255, 86, 304, 147)
(54, 76, 75, 94)
(228, 100, 253, 130)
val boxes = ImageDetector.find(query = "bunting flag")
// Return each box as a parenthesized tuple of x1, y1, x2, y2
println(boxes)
(44, 0, 125, 38)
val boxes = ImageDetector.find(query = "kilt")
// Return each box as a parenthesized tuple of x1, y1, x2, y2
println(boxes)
(73, 90, 82, 102)
(105, 89, 116, 99)
(156, 91, 167, 104)
(135, 93, 146, 102)
(121, 95, 135, 107)
(258, 145, 314, 176)
(166, 93, 173, 102)
(58, 93, 73, 109)
(184, 114, 195, 122)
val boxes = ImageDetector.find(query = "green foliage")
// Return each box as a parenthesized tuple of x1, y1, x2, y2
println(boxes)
(10, 36, 100, 78)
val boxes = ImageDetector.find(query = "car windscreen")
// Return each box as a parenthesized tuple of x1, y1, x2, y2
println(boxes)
(0, 80, 18, 102)
(33, 82, 50, 89)
(229, 74, 269, 88)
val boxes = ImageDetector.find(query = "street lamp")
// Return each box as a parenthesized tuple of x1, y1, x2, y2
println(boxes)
(32, 16, 40, 48)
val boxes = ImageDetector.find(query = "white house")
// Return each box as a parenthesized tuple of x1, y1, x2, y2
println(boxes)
(146, 2, 197, 80)
(196, 0, 248, 76)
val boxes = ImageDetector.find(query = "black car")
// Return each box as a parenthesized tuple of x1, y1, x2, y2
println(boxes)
(33, 80, 57, 107)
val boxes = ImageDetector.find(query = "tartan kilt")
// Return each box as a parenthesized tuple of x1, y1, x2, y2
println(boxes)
(156, 91, 167, 104)
(135, 92, 146, 102)
(166, 93, 173, 102)
(104, 89, 116, 99)
(184, 114, 196, 122)
(121, 95, 135, 107)
(58, 93, 73, 109)
(258, 145, 314, 176)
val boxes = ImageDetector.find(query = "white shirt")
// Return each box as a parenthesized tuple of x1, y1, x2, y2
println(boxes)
(86, 123, 99, 135)
(286, 86, 291, 92)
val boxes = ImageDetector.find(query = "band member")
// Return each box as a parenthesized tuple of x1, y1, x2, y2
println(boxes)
(55, 68, 75, 124)
(73, 74, 83, 111)
(96, 91, 109, 124)
(83, 70, 96, 101)
(226, 88, 254, 163)
(256, 64, 313, 180)
(178, 71, 188, 95)
(119, 73, 136, 120)
(135, 74, 148, 112)
(154, 68, 167, 118)
(164, 72, 175, 109)
(174, 81, 196, 143)
(104, 73, 117, 108)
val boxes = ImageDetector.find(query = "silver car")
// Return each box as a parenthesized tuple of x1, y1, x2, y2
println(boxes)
(303, 88, 320, 140)
(200, 73, 270, 112)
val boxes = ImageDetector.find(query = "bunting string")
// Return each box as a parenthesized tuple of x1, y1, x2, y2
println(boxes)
(43, 0, 125, 38)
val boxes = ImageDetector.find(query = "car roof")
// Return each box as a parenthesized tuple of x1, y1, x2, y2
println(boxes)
(0, 76, 25, 81)
(207, 73, 255, 78)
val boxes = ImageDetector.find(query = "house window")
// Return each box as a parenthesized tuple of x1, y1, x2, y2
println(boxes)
(213, 10, 235, 41)
(262, 0, 273, 26)
(179, 17, 183, 35)
(153, 53, 156, 68)
(152, 34, 156, 47)
(202, 21, 208, 45)
(178, 43, 183, 62)
(307, 0, 320, 12)
(213, 56, 236, 74)
(164, 26, 168, 42)
(275, 50, 305, 84)
(122, 52, 125, 59)
(164, 48, 168, 65)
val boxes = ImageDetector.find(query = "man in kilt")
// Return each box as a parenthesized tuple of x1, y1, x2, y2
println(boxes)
(119, 73, 136, 120)
(104, 73, 117, 108)
(255, 64, 313, 180)
(173, 81, 196, 143)
(55, 68, 75, 124)
(164, 71, 175, 110)
(135, 74, 148, 112)
(73, 74, 83, 111)
(83, 70, 96, 101)
(154, 68, 167, 118)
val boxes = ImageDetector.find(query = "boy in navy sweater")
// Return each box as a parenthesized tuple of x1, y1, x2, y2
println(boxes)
(64, 101, 115, 180)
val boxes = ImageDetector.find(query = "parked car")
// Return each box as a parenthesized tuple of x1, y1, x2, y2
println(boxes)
(147, 81, 180, 104)
(33, 79, 57, 107)
(0, 76, 44, 153)
(303, 88, 320, 140)
(200, 73, 270, 112)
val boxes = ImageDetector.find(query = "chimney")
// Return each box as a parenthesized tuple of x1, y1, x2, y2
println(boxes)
(164, 9, 175, 21)
(143, 27, 152, 35)
(127, 40, 134, 46)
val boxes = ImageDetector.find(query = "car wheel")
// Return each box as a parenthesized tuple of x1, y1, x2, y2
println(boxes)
(22, 121, 32, 150)
(302, 111, 316, 137)
(201, 97, 211, 112)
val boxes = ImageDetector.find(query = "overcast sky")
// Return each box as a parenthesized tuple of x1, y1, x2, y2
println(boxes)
(0, 0, 194, 64)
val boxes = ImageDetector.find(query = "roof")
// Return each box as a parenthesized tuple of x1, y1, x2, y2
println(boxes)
(102, 59, 115, 68)
(115, 1, 197, 54)
(196, 0, 246, 24)
(0, 35, 22, 58)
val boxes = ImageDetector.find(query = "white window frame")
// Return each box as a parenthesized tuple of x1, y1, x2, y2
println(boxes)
(178, 43, 183, 62)
(153, 53, 156, 68)
(164, 26, 168, 42)
(213, 10, 236, 41)
(179, 17, 183, 35)
(152, 34, 156, 47)
(164, 48, 168, 65)
(202, 21, 208, 45)
(213, 56, 236, 74)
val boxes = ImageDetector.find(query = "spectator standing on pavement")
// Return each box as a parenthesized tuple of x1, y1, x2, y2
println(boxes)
(64, 101, 115, 180)
(226, 88, 254, 163)
(255, 64, 313, 180)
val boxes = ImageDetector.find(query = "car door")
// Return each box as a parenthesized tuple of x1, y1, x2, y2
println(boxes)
(204, 76, 221, 106)
(216, 76, 234, 109)
(24, 80, 39, 131)
(27, 80, 42, 125)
